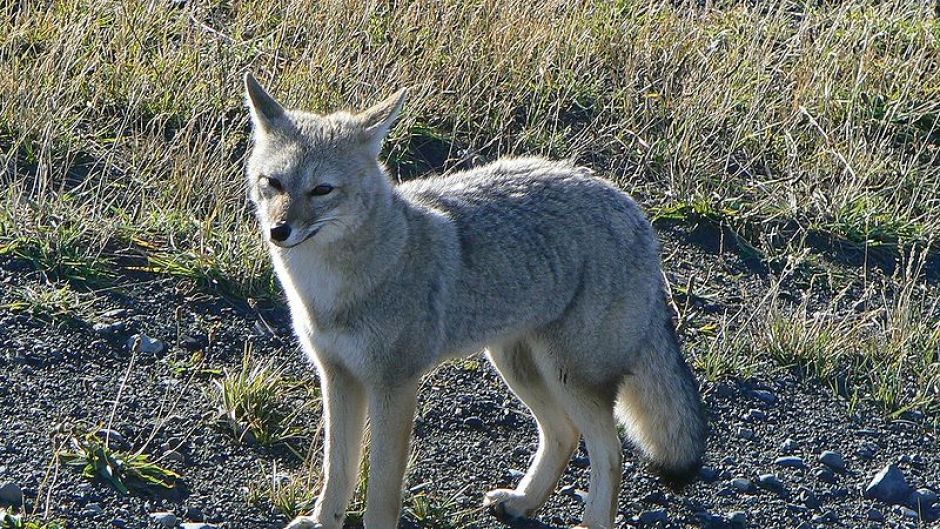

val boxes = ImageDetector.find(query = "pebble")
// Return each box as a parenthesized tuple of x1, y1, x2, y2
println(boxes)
(818, 451, 845, 472)
(864, 464, 911, 505)
(126, 333, 165, 355)
(731, 478, 755, 493)
(506, 469, 525, 479)
(774, 456, 804, 469)
(796, 486, 819, 509)
(866, 508, 885, 521)
(728, 511, 747, 529)
(896, 506, 920, 519)
(462, 416, 484, 429)
(184, 506, 206, 522)
(699, 466, 719, 482)
(636, 509, 669, 524)
(181, 524, 216, 529)
(780, 438, 799, 454)
(815, 468, 837, 484)
(93, 322, 125, 335)
(750, 389, 778, 405)
(756, 474, 786, 494)
(179, 334, 208, 351)
(94, 428, 126, 447)
(150, 512, 177, 528)
(571, 456, 590, 469)
(736, 427, 755, 440)
(746, 409, 767, 422)
(909, 488, 939, 509)
(84, 503, 105, 515)
(111, 519, 127, 528)
(164, 450, 185, 464)
(811, 510, 838, 524)
(0, 482, 23, 506)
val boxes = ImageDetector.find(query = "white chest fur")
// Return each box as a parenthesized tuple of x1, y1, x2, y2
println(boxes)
(270, 247, 370, 375)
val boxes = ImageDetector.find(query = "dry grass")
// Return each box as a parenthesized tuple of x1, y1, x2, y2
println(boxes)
(2, 1, 939, 415)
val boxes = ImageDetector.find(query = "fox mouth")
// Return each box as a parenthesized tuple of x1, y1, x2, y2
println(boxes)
(271, 226, 321, 248)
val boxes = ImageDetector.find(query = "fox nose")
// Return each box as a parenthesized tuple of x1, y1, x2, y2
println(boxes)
(270, 223, 291, 242)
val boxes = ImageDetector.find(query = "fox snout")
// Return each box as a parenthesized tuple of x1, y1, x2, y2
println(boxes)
(270, 222, 291, 242)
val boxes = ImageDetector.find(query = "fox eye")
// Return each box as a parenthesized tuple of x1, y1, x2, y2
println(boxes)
(261, 176, 283, 192)
(309, 184, 334, 197)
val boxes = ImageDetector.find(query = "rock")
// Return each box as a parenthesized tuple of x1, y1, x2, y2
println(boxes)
(909, 488, 939, 509)
(818, 451, 845, 472)
(896, 506, 920, 519)
(756, 474, 787, 495)
(746, 409, 767, 422)
(728, 511, 747, 529)
(866, 508, 884, 522)
(731, 478, 755, 493)
(559, 484, 578, 496)
(641, 491, 668, 505)
(774, 456, 804, 469)
(736, 427, 755, 440)
(181, 524, 216, 529)
(150, 512, 177, 527)
(94, 428, 126, 447)
(796, 486, 819, 509)
(694, 511, 728, 529)
(636, 509, 669, 524)
(184, 506, 206, 522)
(462, 416, 484, 429)
(814, 468, 837, 484)
(93, 322, 125, 335)
(699, 466, 719, 482)
(126, 333, 165, 355)
(571, 456, 590, 469)
(811, 510, 838, 524)
(506, 469, 525, 479)
(750, 389, 778, 405)
(864, 464, 911, 505)
(84, 503, 105, 515)
(111, 519, 127, 528)
(164, 450, 185, 464)
(780, 438, 799, 454)
(179, 334, 208, 351)
(0, 482, 23, 506)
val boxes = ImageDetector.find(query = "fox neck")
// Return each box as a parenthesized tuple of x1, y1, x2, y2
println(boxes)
(270, 174, 408, 319)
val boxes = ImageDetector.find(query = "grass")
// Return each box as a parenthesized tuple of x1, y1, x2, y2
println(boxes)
(0, 0, 938, 421)
(57, 427, 181, 496)
(214, 346, 318, 448)
(0, 510, 64, 529)
(2, 282, 91, 325)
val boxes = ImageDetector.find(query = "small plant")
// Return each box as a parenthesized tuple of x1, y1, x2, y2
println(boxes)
(57, 428, 181, 495)
(0, 509, 65, 529)
(214, 347, 313, 447)
(3, 283, 91, 324)
(167, 350, 222, 378)
(405, 491, 477, 529)
(247, 465, 318, 519)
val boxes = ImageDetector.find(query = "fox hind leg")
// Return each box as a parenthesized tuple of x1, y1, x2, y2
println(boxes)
(484, 341, 580, 521)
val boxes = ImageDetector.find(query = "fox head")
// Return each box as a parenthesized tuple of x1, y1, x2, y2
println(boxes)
(244, 73, 405, 248)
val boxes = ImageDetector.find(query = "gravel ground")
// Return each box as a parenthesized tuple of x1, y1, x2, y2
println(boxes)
(1, 227, 938, 529)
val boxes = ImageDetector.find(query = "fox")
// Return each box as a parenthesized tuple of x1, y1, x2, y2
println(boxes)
(243, 73, 707, 529)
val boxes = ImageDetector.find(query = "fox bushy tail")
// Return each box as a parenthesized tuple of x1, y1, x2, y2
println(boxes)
(615, 314, 707, 487)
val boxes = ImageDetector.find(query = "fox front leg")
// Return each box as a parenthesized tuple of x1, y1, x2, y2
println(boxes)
(362, 380, 420, 529)
(286, 365, 367, 529)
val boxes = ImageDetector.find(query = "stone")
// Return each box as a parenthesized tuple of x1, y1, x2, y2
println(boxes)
(179, 334, 208, 351)
(731, 478, 754, 493)
(756, 474, 786, 495)
(462, 416, 484, 429)
(774, 456, 804, 469)
(728, 511, 747, 529)
(736, 427, 755, 440)
(780, 438, 799, 454)
(864, 464, 911, 505)
(571, 456, 590, 469)
(0, 482, 23, 506)
(818, 451, 845, 472)
(93, 322, 125, 335)
(699, 466, 719, 482)
(149, 513, 177, 527)
(796, 486, 819, 509)
(866, 508, 884, 522)
(506, 469, 525, 479)
(94, 428, 126, 447)
(181, 524, 216, 529)
(750, 389, 778, 405)
(815, 468, 837, 484)
(636, 509, 669, 524)
(909, 488, 939, 509)
(746, 409, 767, 422)
(126, 333, 165, 355)
(811, 511, 838, 524)
(84, 503, 105, 515)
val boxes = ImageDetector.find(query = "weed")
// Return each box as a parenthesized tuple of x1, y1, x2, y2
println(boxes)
(3, 282, 91, 324)
(0, 510, 65, 529)
(214, 346, 315, 447)
(57, 428, 181, 495)
(247, 464, 318, 519)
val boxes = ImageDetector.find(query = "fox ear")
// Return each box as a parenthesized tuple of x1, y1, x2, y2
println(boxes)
(358, 88, 407, 154)
(245, 73, 286, 133)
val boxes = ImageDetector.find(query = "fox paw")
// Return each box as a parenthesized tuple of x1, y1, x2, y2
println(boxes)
(483, 488, 534, 521)
(283, 516, 322, 529)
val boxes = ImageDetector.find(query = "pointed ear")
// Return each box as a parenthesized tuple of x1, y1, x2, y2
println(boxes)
(358, 88, 407, 154)
(245, 73, 286, 133)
